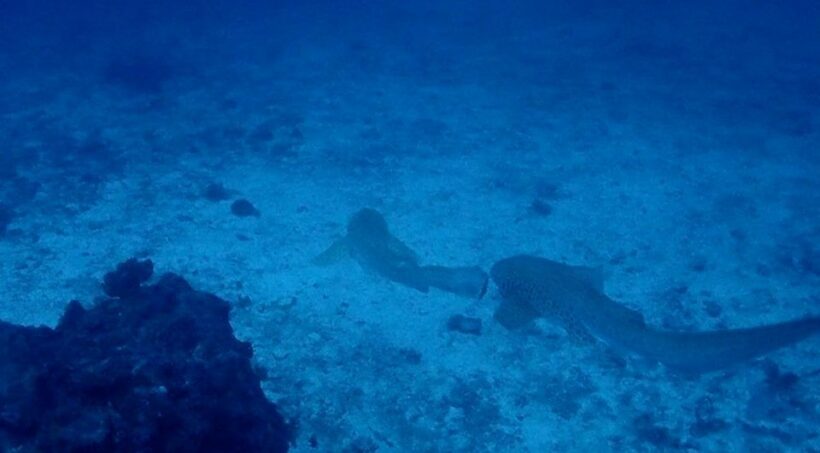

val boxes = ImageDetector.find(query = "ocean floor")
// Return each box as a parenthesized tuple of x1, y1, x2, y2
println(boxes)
(1, 2, 820, 451)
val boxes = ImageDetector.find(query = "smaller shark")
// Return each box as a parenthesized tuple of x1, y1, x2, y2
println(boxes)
(491, 254, 820, 373)
(315, 208, 488, 299)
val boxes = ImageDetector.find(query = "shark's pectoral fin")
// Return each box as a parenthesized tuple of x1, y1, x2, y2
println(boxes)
(559, 313, 597, 345)
(494, 299, 540, 330)
(313, 238, 350, 266)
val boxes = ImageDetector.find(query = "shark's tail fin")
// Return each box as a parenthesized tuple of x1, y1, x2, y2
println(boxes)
(419, 265, 489, 299)
(639, 316, 820, 373)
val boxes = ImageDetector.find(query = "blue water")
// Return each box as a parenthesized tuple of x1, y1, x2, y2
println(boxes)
(1, 0, 819, 451)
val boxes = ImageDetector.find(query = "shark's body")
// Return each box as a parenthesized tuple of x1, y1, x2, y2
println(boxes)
(315, 209, 488, 299)
(491, 255, 820, 373)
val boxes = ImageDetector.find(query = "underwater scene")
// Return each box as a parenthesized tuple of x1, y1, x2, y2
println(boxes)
(1, 0, 819, 451)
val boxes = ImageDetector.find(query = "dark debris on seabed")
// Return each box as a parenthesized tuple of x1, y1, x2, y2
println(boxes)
(231, 198, 261, 217)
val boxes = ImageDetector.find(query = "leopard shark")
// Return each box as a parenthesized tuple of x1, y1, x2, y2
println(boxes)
(315, 208, 488, 299)
(491, 254, 820, 373)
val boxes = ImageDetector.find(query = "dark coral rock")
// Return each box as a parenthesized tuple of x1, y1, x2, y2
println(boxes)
(231, 199, 260, 217)
(447, 315, 482, 336)
(0, 259, 291, 452)
(102, 258, 154, 298)
(529, 199, 553, 217)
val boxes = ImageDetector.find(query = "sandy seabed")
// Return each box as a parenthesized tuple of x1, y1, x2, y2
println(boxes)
(1, 8, 819, 451)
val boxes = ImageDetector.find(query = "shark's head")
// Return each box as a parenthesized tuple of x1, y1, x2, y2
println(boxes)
(490, 255, 539, 301)
(347, 208, 390, 241)
(490, 255, 543, 329)
(490, 257, 513, 290)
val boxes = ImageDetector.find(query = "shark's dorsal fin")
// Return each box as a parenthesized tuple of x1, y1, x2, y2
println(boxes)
(494, 299, 540, 330)
(569, 265, 605, 292)
(313, 238, 350, 266)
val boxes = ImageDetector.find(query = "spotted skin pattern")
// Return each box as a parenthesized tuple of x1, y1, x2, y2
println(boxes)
(490, 255, 820, 373)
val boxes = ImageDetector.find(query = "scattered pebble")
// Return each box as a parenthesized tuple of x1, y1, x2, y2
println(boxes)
(446, 315, 482, 336)
(231, 199, 260, 217)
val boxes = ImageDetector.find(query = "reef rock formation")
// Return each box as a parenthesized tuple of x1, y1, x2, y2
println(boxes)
(0, 258, 291, 452)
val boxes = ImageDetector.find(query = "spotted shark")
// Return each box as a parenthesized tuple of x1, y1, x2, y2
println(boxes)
(315, 208, 488, 299)
(491, 254, 820, 373)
